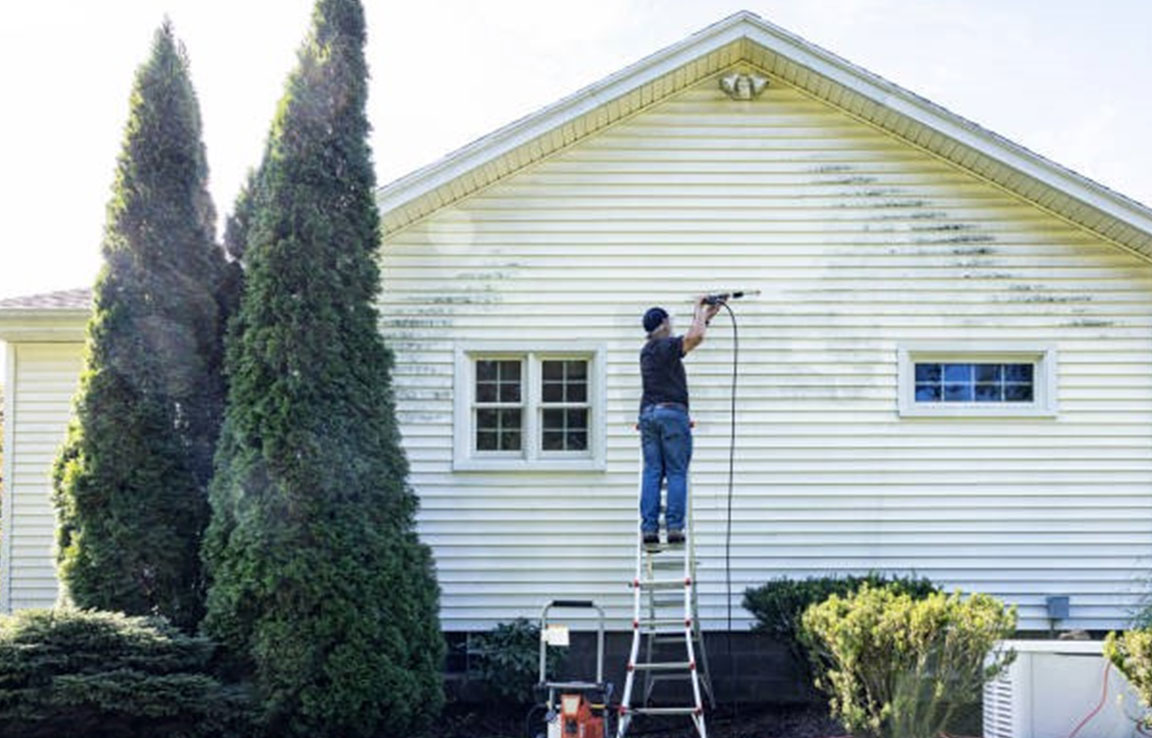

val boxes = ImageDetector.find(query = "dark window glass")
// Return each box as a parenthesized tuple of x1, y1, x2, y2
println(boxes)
(915, 364, 941, 383)
(914, 361, 1035, 405)
(915, 384, 941, 402)
(944, 383, 973, 401)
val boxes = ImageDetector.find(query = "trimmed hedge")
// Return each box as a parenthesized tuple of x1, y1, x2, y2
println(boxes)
(801, 585, 1015, 738)
(0, 609, 255, 738)
(743, 572, 940, 693)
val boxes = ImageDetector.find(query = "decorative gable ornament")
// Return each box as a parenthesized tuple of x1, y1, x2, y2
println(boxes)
(720, 72, 768, 100)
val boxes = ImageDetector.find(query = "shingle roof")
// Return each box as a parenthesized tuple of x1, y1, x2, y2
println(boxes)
(0, 288, 92, 311)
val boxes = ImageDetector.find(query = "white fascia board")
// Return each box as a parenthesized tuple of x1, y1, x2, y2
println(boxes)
(377, 10, 1152, 244)
(0, 312, 88, 342)
(736, 19, 1152, 236)
(376, 12, 756, 215)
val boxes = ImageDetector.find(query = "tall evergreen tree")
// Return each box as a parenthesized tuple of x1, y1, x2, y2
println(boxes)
(52, 21, 227, 630)
(201, 1, 444, 734)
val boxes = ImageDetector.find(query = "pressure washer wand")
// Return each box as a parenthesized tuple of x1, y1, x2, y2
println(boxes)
(702, 289, 761, 305)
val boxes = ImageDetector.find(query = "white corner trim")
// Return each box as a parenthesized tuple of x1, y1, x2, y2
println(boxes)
(896, 343, 1058, 419)
(1, 344, 17, 612)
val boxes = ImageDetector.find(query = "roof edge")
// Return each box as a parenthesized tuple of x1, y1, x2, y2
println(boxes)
(375, 10, 1152, 247)
(376, 11, 758, 214)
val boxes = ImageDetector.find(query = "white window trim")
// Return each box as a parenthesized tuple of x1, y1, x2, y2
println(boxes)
(453, 342, 607, 472)
(897, 343, 1058, 418)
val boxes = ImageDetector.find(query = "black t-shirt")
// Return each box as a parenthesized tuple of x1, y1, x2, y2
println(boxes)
(640, 335, 689, 411)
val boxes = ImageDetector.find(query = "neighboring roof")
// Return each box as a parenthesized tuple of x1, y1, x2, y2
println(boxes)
(0, 288, 90, 342)
(376, 10, 1152, 261)
(0, 288, 92, 312)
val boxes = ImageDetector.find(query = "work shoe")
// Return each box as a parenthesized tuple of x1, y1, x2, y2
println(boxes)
(642, 531, 660, 546)
(667, 529, 685, 545)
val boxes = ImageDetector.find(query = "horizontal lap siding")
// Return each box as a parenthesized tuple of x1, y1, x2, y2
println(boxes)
(380, 78, 1152, 632)
(5, 344, 81, 610)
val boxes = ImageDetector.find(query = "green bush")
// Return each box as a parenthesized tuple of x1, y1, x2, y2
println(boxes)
(1105, 629, 1152, 724)
(743, 572, 940, 693)
(800, 584, 1015, 738)
(471, 618, 566, 703)
(0, 609, 255, 738)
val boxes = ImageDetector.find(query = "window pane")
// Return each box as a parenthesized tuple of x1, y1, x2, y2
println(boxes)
(566, 361, 587, 380)
(476, 382, 497, 403)
(477, 409, 497, 429)
(1004, 364, 1033, 382)
(1005, 385, 1034, 402)
(542, 409, 564, 430)
(476, 360, 497, 381)
(566, 409, 588, 429)
(567, 431, 587, 451)
(500, 408, 522, 430)
(500, 430, 522, 451)
(502, 361, 521, 381)
(944, 364, 971, 382)
(542, 430, 564, 451)
(974, 364, 1001, 383)
(499, 381, 521, 403)
(542, 382, 564, 402)
(915, 384, 941, 402)
(566, 381, 587, 403)
(974, 384, 1001, 402)
(476, 431, 498, 450)
(542, 361, 564, 380)
(915, 364, 941, 383)
(944, 384, 972, 401)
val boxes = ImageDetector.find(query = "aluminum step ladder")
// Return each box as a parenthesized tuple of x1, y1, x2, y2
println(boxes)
(616, 464, 714, 737)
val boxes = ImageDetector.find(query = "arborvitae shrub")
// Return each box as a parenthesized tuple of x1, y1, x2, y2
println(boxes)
(52, 21, 227, 630)
(201, 1, 444, 735)
(0, 609, 255, 738)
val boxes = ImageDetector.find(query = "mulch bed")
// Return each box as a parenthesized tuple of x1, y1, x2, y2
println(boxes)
(422, 703, 847, 738)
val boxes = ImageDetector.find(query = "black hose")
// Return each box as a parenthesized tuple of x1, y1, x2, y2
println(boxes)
(717, 300, 738, 707)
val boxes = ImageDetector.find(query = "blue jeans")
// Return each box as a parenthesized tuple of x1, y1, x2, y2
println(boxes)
(639, 405, 692, 533)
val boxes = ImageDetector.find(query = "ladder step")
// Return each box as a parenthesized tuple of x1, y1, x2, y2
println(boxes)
(638, 617, 690, 627)
(634, 578, 690, 590)
(626, 706, 701, 716)
(631, 661, 693, 671)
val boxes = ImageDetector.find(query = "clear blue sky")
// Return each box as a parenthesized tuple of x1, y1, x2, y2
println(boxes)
(1, 0, 1149, 300)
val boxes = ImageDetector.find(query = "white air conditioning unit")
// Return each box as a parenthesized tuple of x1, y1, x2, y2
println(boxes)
(983, 639, 1145, 738)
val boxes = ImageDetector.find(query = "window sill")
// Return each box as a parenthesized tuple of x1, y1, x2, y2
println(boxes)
(452, 457, 606, 473)
(898, 404, 1058, 419)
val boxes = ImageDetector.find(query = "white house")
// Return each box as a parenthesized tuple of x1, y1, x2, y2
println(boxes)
(5, 12, 1152, 634)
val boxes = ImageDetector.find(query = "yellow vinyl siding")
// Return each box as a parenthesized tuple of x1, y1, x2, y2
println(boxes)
(2, 343, 81, 610)
(381, 74, 1152, 631)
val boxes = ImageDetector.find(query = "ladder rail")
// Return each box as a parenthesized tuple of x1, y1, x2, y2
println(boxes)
(617, 424, 709, 738)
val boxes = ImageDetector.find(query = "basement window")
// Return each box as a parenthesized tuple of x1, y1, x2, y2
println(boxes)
(454, 344, 606, 471)
(897, 344, 1057, 418)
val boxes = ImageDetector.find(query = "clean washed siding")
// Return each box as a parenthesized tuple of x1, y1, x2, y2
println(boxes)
(5, 343, 82, 610)
(384, 75, 1152, 632)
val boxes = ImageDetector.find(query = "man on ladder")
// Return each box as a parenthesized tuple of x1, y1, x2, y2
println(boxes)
(617, 297, 721, 738)
(638, 297, 722, 547)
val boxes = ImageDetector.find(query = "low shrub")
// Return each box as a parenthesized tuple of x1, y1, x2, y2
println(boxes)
(800, 584, 1015, 738)
(470, 617, 566, 703)
(1105, 629, 1152, 724)
(743, 572, 940, 693)
(0, 608, 255, 738)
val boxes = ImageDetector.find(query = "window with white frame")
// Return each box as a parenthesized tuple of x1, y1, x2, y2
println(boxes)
(454, 345, 605, 470)
(897, 344, 1057, 418)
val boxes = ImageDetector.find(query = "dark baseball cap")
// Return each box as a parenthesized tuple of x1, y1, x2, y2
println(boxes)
(642, 306, 669, 333)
